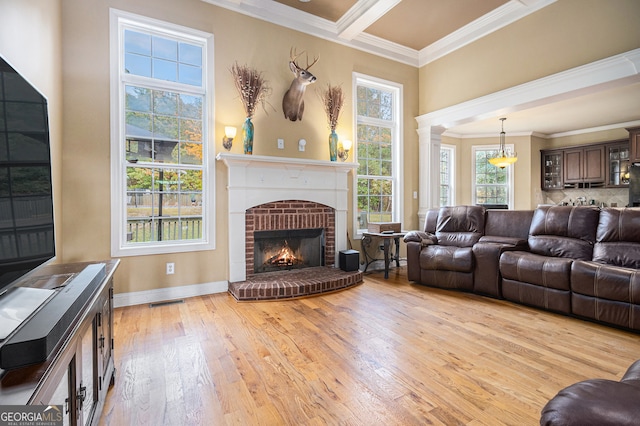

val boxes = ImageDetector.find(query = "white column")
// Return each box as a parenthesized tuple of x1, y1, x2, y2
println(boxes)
(416, 121, 445, 227)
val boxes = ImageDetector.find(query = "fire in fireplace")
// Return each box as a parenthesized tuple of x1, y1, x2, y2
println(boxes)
(253, 228, 325, 274)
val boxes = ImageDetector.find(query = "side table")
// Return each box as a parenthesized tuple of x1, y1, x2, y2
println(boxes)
(361, 231, 406, 279)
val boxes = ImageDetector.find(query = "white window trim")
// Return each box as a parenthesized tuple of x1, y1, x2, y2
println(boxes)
(109, 9, 215, 257)
(352, 73, 403, 237)
(471, 144, 515, 209)
(440, 144, 456, 206)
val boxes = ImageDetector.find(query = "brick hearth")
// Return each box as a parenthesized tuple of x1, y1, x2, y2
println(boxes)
(228, 267, 363, 301)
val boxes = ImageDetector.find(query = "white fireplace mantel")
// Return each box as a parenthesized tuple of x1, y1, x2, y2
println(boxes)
(216, 153, 357, 282)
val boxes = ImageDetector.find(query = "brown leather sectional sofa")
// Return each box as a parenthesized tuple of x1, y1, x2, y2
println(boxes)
(405, 205, 640, 332)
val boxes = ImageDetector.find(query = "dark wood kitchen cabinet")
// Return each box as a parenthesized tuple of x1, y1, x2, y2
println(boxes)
(563, 144, 605, 188)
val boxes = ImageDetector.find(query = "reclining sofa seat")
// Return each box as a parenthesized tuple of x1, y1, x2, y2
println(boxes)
(415, 205, 485, 291)
(571, 207, 640, 330)
(499, 206, 600, 314)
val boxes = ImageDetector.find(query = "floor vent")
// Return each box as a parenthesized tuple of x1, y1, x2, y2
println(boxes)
(149, 299, 184, 308)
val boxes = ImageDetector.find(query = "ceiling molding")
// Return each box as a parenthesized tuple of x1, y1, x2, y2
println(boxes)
(418, 0, 557, 67)
(417, 49, 640, 132)
(337, 0, 401, 41)
(200, 0, 555, 68)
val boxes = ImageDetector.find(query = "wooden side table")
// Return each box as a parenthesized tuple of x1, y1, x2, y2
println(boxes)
(361, 231, 406, 279)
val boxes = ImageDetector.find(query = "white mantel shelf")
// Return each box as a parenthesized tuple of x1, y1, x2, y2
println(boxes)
(216, 152, 357, 172)
(216, 152, 357, 283)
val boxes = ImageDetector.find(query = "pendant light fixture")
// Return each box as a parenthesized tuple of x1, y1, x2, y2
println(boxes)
(489, 117, 517, 168)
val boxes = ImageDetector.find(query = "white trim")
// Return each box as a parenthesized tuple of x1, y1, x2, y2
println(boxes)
(199, 0, 553, 67)
(113, 280, 228, 308)
(109, 9, 216, 257)
(337, 0, 402, 41)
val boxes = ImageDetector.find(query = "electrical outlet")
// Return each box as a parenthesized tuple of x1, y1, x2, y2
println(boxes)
(166, 262, 175, 275)
(277, 138, 284, 149)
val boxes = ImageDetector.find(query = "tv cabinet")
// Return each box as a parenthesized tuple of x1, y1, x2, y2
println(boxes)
(0, 259, 119, 426)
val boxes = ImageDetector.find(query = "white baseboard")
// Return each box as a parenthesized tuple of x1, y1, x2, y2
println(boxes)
(113, 280, 228, 308)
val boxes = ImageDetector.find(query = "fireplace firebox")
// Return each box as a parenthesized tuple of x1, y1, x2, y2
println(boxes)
(253, 228, 325, 274)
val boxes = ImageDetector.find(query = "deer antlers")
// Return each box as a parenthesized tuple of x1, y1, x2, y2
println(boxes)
(290, 47, 319, 71)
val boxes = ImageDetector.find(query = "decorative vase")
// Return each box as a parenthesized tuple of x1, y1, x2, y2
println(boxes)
(328, 130, 338, 161)
(243, 117, 254, 155)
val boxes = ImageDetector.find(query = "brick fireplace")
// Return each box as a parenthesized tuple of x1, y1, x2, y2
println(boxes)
(246, 201, 334, 277)
(217, 153, 357, 283)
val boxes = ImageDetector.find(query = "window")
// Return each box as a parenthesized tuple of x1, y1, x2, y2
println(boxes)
(440, 145, 455, 206)
(472, 145, 514, 208)
(353, 74, 402, 233)
(110, 10, 214, 256)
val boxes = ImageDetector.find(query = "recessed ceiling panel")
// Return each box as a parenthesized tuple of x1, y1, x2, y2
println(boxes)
(365, 0, 509, 51)
(274, 0, 358, 22)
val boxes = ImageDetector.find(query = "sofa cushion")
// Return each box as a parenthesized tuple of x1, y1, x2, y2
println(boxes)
(528, 206, 600, 260)
(593, 208, 640, 269)
(435, 205, 485, 247)
(500, 251, 572, 291)
(572, 260, 640, 302)
(419, 246, 474, 273)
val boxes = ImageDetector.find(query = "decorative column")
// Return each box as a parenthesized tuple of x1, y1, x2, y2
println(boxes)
(415, 118, 445, 227)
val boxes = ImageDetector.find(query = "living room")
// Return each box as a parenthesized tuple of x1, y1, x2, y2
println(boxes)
(1, 0, 639, 424)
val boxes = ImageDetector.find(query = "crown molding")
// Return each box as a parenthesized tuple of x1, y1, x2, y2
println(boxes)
(201, 0, 555, 68)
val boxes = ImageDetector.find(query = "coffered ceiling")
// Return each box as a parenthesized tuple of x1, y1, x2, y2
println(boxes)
(203, 0, 640, 137)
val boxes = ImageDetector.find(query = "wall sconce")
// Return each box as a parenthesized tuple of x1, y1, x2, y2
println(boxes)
(337, 139, 352, 162)
(223, 126, 236, 151)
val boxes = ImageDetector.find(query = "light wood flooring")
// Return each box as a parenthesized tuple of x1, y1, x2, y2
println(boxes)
(100, 267, 640, 425)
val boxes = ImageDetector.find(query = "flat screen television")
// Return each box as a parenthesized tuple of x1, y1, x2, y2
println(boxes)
(0, 55, 55, 297)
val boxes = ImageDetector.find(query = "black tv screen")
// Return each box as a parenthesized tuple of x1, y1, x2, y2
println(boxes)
(0, 55, 55, 293)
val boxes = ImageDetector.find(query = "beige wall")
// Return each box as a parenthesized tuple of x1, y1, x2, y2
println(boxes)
(0, 0, 63, 262)
(58, 0, 419, 294)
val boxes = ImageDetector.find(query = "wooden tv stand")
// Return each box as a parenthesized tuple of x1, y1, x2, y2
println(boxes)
(0, 259, 119, 426)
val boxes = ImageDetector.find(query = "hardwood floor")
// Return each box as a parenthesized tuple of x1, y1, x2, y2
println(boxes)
(100, 267, 640, 425)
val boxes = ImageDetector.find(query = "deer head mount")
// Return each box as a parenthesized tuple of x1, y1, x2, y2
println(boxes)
(282, 47, 319, 122)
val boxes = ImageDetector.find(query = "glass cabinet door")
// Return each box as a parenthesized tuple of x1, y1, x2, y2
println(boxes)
(542, 151, 563, 189)
(608, 144, 630, 187)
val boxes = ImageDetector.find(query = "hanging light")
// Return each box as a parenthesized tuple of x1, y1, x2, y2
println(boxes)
(489, 117, 517, 168)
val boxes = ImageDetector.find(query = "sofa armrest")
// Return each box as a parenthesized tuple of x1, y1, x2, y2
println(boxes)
(403, 230, 438, 246)
(479, 235, 527, 247)
(472, 240, 527, 298)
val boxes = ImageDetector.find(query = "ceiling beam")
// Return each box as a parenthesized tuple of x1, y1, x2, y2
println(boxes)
(336, 0, 402, 41)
